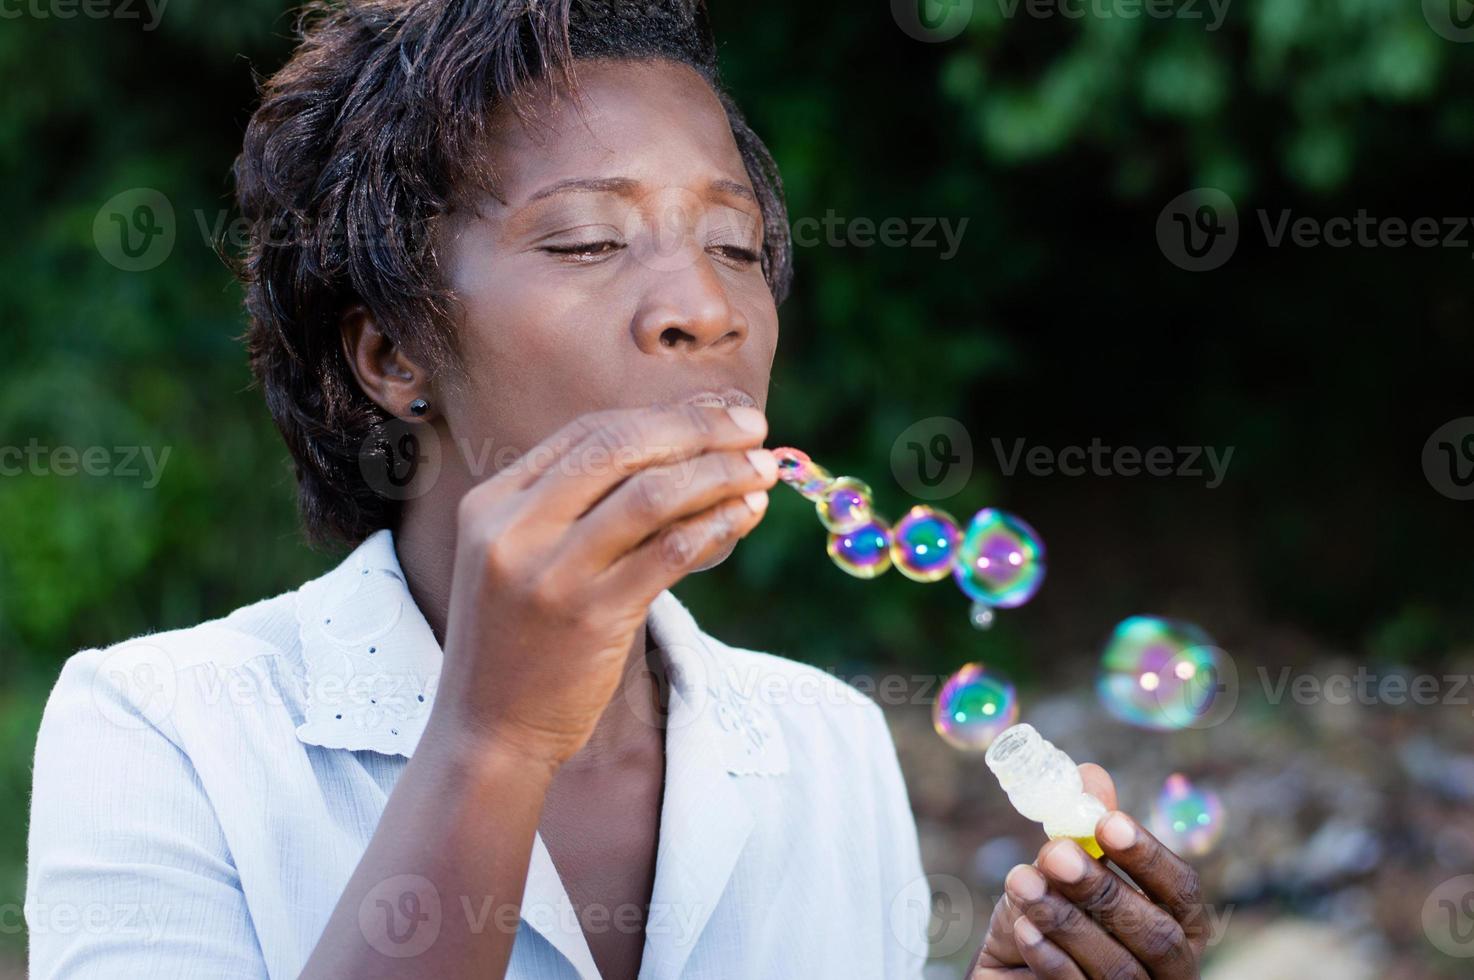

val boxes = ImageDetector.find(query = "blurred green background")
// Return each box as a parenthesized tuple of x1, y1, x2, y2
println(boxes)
(3, 0, 1473, 975)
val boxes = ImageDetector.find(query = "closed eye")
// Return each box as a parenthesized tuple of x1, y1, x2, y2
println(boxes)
(541, 240, 625, 261)
(709, 243, 761, 265)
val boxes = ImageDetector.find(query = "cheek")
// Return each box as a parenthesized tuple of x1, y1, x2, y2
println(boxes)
(448, 262, 644, 440)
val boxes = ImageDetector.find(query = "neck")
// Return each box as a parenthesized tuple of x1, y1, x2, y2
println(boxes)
(394, 497, 668, 771)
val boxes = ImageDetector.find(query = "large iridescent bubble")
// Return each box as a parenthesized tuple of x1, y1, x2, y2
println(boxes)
(891, 506, 961, 582)
(933, 662, 1019, 751)
(827, 518, 892, 578)
(952, 509, 1046, 608)
(1096, 616, 1226, 730)
(1149, 773, 1225, 857)
(817, 477, 874, 534)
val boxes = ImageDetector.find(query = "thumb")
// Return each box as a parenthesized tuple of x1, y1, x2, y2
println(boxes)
(1079, 762, 1118, 811)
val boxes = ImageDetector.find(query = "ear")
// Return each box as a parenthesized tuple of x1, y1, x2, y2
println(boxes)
(340, 304, 431, 418)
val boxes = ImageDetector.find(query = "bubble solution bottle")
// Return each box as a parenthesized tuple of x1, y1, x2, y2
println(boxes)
(985, 723, 1107, 859)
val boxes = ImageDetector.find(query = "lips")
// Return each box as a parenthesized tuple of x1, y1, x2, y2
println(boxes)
(681, 388, 758, 409)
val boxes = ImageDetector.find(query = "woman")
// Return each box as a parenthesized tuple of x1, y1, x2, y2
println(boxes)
(26, 2, 1208, 978)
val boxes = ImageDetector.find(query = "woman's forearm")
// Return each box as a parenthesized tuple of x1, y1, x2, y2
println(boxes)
(299, 718, 556, 980)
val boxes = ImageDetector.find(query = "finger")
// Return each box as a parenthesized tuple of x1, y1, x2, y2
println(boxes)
(1095, 811, 1207, 945)
(1005, 864, 1142, 980)
(1013, 915, 1087, 980)
(1078, 764, 1117, 810)
(600, 492, 768, 602)
(567, 448, 777, 571)
(973, 894, 1028, 969)
(969, 955, 1036, 980)
(969, 943, 1036, 978)
(526, 403, 768, 519)
(1039, 838, 1196, 980)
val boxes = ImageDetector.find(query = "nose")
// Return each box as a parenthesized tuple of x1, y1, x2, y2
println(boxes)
(630, 251, 749, 356)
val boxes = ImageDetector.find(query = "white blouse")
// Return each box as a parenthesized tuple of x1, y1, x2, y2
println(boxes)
(26, 529, 930, 978)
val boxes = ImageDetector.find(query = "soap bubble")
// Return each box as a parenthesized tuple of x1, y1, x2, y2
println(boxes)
(1097, 616, 1231, 730)
(1149, 773, 1224, 857)
(817, 477, 874, 534)
(772, 446, 833, 500)
(968, 602, 995, 630)
(773, 446, 811, 478)
(934, 663, 1019, 751)
(827, 518, 892, 578)
(952, 509, 1046, 608)
(891, 505, 961, 582)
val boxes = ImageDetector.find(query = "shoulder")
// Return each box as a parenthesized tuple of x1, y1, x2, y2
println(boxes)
(41, 587, 309, 746)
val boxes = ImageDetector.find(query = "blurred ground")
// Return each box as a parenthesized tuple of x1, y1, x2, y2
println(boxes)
(881, 647, 1474, 978)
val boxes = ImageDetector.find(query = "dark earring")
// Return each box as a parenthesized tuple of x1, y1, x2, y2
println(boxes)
(409, 398, 429, 417)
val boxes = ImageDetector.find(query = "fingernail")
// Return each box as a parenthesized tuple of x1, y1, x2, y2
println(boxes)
(747, 448, 778, 481)
(744, 490, 769, 514)
(1101, 812, 1137, 850)
(728, 406, 766, 433)
(1043, 841, 1088, 883)
(1013, 916, 1043, 947)
(1005, 864, 1046, 903)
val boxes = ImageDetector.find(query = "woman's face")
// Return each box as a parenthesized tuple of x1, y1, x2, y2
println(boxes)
(436, 57, 779, 473)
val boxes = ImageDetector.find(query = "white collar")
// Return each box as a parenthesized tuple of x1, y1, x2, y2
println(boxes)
(292, 528, 789, 776)
(292, 529, 789, 977)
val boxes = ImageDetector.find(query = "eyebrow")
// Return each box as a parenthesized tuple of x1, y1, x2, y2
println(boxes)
(525, 177, 640, 203)
(523, 175, 759, 206)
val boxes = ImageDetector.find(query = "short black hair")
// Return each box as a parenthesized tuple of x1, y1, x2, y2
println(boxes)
(233, 0, 793, 547)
